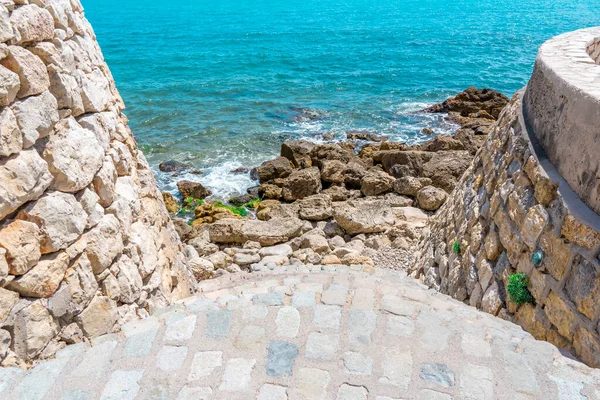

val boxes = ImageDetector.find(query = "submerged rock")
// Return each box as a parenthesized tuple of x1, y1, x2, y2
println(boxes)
(346, 130, 388, 142)
(159, 160, 190, 172)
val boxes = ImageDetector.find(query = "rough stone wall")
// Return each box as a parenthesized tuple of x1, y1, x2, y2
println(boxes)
(412, 92, 600, 368)
(523, 27, 600, 215)
(0, 0, 194, 368)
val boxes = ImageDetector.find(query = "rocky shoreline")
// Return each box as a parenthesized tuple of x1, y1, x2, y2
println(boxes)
(162, 88, 509, 281)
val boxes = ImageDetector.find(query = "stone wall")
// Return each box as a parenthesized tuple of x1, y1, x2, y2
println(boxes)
(523, 27, 600, 215)
(0, 0, 195, 368)
(412, 90, 600, 368)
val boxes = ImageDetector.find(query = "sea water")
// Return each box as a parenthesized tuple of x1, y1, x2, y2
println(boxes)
(82, 0, 600, 199)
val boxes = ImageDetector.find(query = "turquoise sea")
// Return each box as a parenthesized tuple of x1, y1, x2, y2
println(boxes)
(82, 0, 600, 199)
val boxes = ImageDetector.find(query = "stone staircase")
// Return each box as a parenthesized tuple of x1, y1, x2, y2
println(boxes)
(0, 265, 598, 399)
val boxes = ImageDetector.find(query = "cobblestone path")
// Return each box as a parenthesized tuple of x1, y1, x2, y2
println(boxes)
(1, 265, 599, 400)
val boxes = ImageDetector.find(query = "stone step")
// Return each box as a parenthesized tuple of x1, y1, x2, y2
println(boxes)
(0, 267, 598, 399)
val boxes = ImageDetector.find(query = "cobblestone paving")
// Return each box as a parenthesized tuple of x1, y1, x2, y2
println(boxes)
(1, 265, 599, 400)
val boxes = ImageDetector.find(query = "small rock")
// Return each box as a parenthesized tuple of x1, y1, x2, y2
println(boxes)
(177, 180, 212, 199)
(301, 235, 330, 254)
(159, 160, 190, 172)
(162, 192, 179, 213)
(416, 186, 448, 211)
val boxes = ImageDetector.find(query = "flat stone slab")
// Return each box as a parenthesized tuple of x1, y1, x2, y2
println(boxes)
(1, 266, 599, 399)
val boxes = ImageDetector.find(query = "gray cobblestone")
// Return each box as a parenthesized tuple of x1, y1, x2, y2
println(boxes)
(266, 341, 299, 377)
(306, 332, 339, 360)
(60, 390, 92, 400)
(292, 291, 316, 307)
(253, 291, 285, 306)
(386, 315, 414, 337)
(100, 370, 143, 400)
(460, 363, 494, 400)
(276, 307, 301, 338)
(164, 315, 197, 344)
(235, 325, 265, 350)
(343, 352, 373, 375)
(336, 383, 368, 400)
(419, 363, 455, 388)
(313, 305, 342, 330)
(156, 345, 188, 372)
(176, 386, 213, 400)
(419, 389, 452, 400)
(187, 351, 222, 381)
(205, 309, 232, 339)
(321, 290, 347, 305)
(379, 350, 412, 389)
(257, 383, 288, 400)
(219, 358, 256, 392)
(296, 368, 330, 400)
(348, 310, 377, 345)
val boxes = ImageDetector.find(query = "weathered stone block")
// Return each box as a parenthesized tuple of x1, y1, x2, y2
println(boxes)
(539, 232, 570, 281)
(11, 90, 59, 147)
(8, 251, 69, 298)
(564, 255, 600, 321)
(544, 291, 576, 340)
(0, 148, 53, 219)
(17, 191, 87, 254)
(0, 219, 42, 275)
(42, 117, 104, 192)
(1, 46, 49, 98)
(573, 327, 600, 368)
(9, 4, 54, 44)
(0, 63, 19, 111)
(75, 295, 117, 338)
(561, 214, 600, 251)
(520, 205, 548, 250)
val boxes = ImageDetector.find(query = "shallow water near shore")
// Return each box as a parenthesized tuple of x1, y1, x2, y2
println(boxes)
(82, 0, 600, 199)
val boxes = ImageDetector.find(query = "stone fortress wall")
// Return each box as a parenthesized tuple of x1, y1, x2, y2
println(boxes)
(0, 0, 195, 368)
(413, 27, 600, 368)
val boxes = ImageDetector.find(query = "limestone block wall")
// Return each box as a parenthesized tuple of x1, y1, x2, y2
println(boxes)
(0, 0, 195, 368)
(413, 90, 600, 368)
(523, 27, 600, 215)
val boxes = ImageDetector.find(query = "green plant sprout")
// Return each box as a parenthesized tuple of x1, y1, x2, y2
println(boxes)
(507, 273, 534, 305)
(452, 241, 461, 255)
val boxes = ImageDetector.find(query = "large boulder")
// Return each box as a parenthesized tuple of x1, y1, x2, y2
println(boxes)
(344, 161, 368, 188)
(421, 151, 471, 192)
(208, 218, 304, 246)
(257, 156, 293, 183)
(281, 141, 315, 168)
(177, 180, 212, 199)
(393, 176, 432, 197)
(361, 168, 395, 196)
(297, 194, 333, 221)
(333, 199, 395, 235)
(381, 151, 434, 177)
(320, 159, 345, 183)
(424, 87, 509, 119)
(311, 143, 353, 165)
(416, 186, 448, 211)
(281, 167, 322, 201)
(419, 135, 465, 152)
